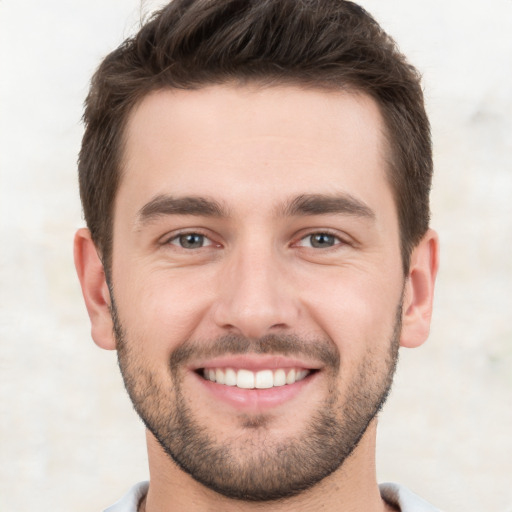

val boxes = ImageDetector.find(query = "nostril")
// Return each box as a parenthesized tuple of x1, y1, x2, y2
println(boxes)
(269, 323, 288, 330)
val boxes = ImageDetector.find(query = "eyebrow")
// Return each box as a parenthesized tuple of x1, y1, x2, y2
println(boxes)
(136, 192, 375, 226)
(281, 193, 375, 220)
(137, 195, 228, 225)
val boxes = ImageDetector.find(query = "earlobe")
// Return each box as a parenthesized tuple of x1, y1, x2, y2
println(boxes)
(400, 229, 439, 348)
(74, 228, 116, 350)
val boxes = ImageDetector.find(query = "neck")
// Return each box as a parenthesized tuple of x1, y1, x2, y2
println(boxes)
(142, 419, 392, 512)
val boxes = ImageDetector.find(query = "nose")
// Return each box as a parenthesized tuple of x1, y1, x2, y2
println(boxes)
(212, 243, 300, 339)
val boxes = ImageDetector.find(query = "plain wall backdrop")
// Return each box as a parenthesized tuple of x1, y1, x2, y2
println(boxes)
(1, 1, 511, 510)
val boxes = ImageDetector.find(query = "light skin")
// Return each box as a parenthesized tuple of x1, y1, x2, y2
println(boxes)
(75, 84, 438, 511)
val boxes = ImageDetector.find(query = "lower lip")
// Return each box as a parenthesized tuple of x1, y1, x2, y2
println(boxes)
(193, 371, 318, 410)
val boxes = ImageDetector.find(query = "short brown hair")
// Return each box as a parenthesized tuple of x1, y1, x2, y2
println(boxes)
(79, 0, 432, 275)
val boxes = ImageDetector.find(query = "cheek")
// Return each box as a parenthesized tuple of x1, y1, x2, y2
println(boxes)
(113, 268, 216, 354)
(302, 269, 403, 358)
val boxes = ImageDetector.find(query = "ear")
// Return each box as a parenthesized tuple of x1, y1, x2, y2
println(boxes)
(74, 228, 116, 350)
(400, 229, 439, 348)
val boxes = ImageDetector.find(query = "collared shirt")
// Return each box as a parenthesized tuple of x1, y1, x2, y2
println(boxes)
(104, 481, 442, 511)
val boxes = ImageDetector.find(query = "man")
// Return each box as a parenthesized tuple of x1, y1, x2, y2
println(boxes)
(74, 0, 439, 510)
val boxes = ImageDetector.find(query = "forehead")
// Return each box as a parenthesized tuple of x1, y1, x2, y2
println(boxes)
(118, 84, 394, 222)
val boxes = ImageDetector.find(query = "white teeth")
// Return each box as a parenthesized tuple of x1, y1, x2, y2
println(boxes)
(255, 370, 273, 389)
(237, 369, 255, 389)
(202, 367, 311, 389)
(215, 368, 225, 385)
(296, 369, 309, 381)
(273, 369, 286, 387)
(224, 368, 237, 386)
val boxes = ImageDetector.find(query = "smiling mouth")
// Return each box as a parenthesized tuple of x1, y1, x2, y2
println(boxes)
(199, 367, 315, 389)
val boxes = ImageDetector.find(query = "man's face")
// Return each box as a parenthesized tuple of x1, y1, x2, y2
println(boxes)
(110, 85, 405, 500)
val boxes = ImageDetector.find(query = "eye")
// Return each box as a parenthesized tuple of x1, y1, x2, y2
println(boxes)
(168, 233, 214, 249)
(297, 232, 341, 249)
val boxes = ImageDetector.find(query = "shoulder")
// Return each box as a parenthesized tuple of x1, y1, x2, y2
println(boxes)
(103, 481, 149, 512)
(379, 482, 443, 512)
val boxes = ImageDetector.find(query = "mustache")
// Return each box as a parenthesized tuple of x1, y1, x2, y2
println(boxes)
(170, 333, 340, 371)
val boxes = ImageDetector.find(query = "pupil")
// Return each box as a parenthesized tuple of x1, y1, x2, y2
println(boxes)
(180, 234, 203, 248)
(311, 233, 334, 248)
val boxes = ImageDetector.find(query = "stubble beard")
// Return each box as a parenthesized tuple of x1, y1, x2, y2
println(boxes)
(112, 299, 401, 502)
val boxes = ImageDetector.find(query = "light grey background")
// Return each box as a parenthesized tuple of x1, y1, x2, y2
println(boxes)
(1, 1, 511, 510)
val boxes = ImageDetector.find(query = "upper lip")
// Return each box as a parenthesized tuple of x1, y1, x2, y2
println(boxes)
(190, 354, 323, 372)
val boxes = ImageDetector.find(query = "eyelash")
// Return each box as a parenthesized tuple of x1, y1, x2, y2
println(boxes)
(294, 231, 347, 249)
(162, 230, 348, 251)
(165, 231, 218, 249)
